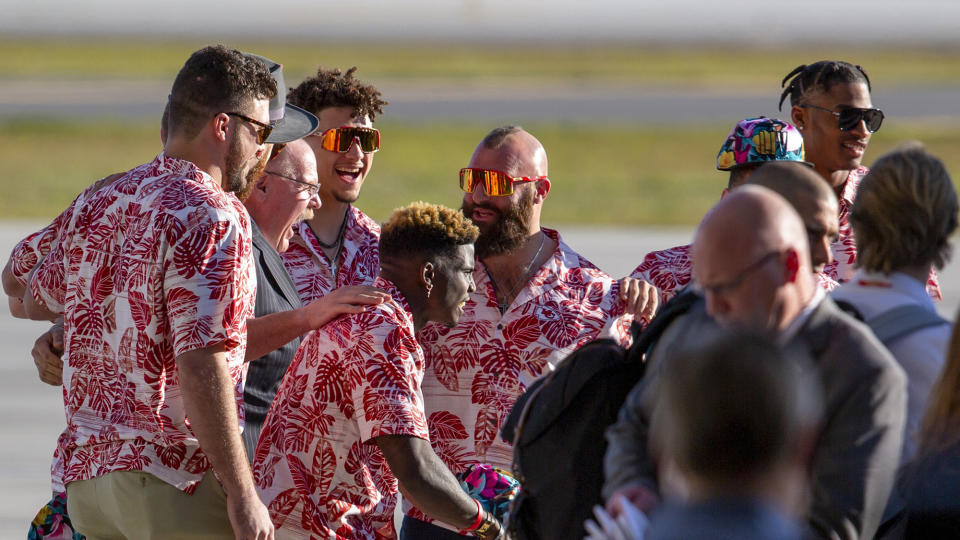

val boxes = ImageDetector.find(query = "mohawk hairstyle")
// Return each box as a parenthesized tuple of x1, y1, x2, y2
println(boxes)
(379, 202, 478, 261)
(481, 125, 524, 149)
(288, 66, 387, 121)
(779, 61, 872, 111)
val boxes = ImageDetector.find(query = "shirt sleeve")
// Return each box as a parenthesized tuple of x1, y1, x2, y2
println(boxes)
(12, 175, 123, 288)
(354, 314, 430, 443)
(164, 207, 253, 358)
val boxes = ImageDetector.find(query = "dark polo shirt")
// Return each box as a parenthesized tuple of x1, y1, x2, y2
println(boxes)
(242, 220, 303, 460)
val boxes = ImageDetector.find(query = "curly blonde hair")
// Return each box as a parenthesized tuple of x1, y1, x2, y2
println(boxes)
(851, 143, 957, 273)
(379, 202, 478, 260)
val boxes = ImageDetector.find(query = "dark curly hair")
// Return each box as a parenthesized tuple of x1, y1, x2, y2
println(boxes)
(379, 202, 478, 262)
(778, 61, 871, 111)
(168, 45, 276, 139)
(288, 66, 387, 121)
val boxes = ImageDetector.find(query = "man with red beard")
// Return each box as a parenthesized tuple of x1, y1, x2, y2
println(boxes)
(400, 126, 634, 538)
(280, 67, 386, 304)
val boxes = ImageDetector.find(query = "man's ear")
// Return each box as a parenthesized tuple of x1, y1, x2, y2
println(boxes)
(420, 261, 435, 288)
(783, 248, 800, 283)
(534, 177, 551, 203)
(212, 112, 231, 143)
(791, 106, 806, 131)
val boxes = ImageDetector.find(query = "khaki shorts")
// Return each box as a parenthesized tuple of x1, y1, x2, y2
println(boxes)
(66, 470, 233, 539)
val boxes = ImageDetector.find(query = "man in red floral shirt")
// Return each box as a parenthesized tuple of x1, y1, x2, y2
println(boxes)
(401, 126, 634, 538)
(23, 46, 276, 539)
(281, 66, 387, 303)
(255, 203, 505, 539)
(780, 60, 940, 299)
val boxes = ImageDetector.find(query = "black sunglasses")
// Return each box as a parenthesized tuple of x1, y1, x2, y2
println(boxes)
(226, 112, 273, 144)
(800, 105, 884, 133)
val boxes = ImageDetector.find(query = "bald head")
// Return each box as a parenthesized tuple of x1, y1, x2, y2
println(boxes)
(473, 125, 548, 178)
(269, 139, 315, 179)
(463, 126, 551, 257)
(692, 185, 815, 333)
(747, 162, 839, 273)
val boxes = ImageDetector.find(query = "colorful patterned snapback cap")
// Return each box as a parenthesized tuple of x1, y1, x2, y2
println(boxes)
(716, 116, 806, 171)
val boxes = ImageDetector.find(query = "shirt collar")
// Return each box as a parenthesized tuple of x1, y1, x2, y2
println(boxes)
(839, 166, 866, 207)
(778, 285, 826, 345)
(852, 269, 934, 306)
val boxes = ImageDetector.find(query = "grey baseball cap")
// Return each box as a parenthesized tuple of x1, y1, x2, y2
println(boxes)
(245, 52, 319, 144)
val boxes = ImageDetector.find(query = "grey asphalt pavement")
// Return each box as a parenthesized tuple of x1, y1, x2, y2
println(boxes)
(1, 80, 958, 123)
(2, 221, 957, 537)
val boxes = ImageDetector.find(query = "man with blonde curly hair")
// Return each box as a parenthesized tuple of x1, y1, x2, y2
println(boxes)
(255, 203, 505, 539)
(832, 143, 957, 463)
(281, 66, 388, 306)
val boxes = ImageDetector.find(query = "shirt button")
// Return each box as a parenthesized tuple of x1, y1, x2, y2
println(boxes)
(497, 323, 503, 330)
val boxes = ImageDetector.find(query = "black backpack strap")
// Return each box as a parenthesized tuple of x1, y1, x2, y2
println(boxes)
(866, 304, 949, 345)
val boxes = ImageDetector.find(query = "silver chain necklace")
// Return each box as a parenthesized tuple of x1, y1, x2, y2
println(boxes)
(492, 231, 545, 314)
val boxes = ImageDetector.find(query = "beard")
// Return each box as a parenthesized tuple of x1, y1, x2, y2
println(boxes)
(463, 186, 535, 259)
(225, 136, 268, 198)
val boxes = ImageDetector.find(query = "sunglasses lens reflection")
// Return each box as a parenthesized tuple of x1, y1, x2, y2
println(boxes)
(320, 127, 381, 153)
(460, 169, 514, 196)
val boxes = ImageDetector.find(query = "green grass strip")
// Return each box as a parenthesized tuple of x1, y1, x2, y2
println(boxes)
(2, 118, 958, 225)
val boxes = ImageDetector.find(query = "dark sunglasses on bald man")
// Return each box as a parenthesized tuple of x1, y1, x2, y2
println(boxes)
(226, 112, 273, 144)
(799, 105, 884, 133)
(459, 168, 547, 197)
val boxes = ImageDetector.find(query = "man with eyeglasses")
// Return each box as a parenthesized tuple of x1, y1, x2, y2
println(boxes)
(18, 46, 278, 539)
(400, 125, 635, 538)
(240, 138, 389, 462)
(603, 186, 906, 540)
(280, 66, 387, 305)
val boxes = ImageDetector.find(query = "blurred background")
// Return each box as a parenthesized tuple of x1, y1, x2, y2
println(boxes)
(1, 0, 959, 536)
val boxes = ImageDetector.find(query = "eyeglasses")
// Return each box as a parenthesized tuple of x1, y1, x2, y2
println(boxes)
(695, 251, 781, 296)
(226, 112, 273, 144)
(459, 168, 548, 197)
(311, 126, 381, 153)
(264, 170, 320, 197)
(799, 105, 885, 133)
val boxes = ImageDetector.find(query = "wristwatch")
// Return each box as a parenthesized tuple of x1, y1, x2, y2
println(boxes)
(471, 511, 500, 539)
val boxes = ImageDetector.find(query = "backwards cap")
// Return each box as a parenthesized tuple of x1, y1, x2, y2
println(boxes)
(716, 117, 807, 171)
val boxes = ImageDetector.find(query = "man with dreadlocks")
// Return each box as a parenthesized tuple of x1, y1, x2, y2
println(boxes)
(281, 66, 387, 303)
(779, 60, 941, 299)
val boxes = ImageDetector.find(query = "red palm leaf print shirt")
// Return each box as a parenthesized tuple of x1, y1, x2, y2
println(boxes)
(254, 277, 429, 539)
(29, 154, 256, 493)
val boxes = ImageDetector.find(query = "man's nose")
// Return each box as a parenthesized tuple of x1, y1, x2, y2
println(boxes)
(345, 137, 364, 159)
(308, 189, 322, 210)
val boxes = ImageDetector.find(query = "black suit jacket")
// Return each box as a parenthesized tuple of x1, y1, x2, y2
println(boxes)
(243, 222, 303, 435)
